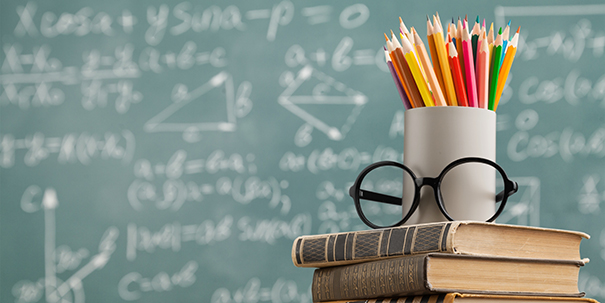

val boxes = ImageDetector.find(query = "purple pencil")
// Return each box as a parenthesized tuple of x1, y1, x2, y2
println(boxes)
(384, 46, 412, 109)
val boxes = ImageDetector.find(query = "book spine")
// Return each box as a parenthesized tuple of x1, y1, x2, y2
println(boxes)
(312, 255, 429, 302)
(293, 222, 454, 267)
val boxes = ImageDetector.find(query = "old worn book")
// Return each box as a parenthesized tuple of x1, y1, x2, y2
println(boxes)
(293, 221, 589, 268)
(320, 293, 600, 303)
(311, 253, 587, 302)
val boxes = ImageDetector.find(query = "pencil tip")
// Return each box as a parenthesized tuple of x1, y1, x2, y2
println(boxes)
(383, 45, 387, 51)
(390, 29, 395, 36)
(399, 16, 403, 23)
(384, 33, 389, 41)
(516, 26, 521, 33)
(507, 20, 511, 26)
(476, 16, 479, 23)
(498, 27, 502, 34)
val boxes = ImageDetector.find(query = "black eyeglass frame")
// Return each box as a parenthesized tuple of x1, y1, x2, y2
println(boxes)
(349, 157, 519, 229)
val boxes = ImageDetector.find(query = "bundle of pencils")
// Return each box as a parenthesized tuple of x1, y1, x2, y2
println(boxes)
(384, 13, 519, 111)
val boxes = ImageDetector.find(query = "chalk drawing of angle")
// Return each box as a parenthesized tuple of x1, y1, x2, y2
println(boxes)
(279, 65, 368, 141)
(145, 72, 236, 134)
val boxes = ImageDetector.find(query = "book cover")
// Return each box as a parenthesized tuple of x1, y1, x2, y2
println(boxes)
(311, 253, 587, 302)
(318, 293, 600, 303)
(293, 221, 589, 268)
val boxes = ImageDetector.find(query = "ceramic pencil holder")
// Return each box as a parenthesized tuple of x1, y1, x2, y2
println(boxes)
(402, 106, 497, 224)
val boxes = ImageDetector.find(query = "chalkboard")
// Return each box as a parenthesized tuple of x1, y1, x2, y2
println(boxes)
(1, 0, 604, 302)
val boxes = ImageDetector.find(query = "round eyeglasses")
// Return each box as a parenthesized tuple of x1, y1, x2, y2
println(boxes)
(349, 157, 519, 229)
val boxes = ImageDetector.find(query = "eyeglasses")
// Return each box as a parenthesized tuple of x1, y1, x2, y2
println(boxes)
(349, 157, 518, 229)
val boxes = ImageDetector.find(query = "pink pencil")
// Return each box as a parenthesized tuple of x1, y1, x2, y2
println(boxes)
(462, 26, 478, 107)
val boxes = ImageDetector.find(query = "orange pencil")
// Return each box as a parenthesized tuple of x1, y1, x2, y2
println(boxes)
(432, 15, 458, 106)
(413, 28, 447, 106)
(448, 42, 468, 107)
(426, 16, 446, 98)
(456, 17, 466, 83)
(385, 34, 413, 108)
(386, 33, 424, 108)
(494, 27, 520, 110)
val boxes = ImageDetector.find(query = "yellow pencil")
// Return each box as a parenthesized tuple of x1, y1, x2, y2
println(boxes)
(413, 28, 447, 106)
(432, 15, 458, 106)
(494, 27, 519, 110)
(396, 34, 434, 107)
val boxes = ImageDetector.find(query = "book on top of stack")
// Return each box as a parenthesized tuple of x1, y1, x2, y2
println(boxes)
(290, 221, 596, 303)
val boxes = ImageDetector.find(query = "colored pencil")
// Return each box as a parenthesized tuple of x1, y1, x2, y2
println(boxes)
(413, 28, 447, 106)
(385, 34, 413, 107)
(384, 46, 412, 109)
(432, 15, 458, 106)
(494, 27, 519, 111)
(448, 41, 468, 107)
(471, 16, 480, 64)
(427, 16, 446, 99)
(488, 28, 503, 110)
(399, 17, 412, 41)
(456, 17, 466, 83)
(386, 33, 424, 108)
(500, 20, 511, 66)
(383, 14, 519, 112)
(476, 32, 490, 109)
(398, 34, 434, 107)
(462, 27, 478, 107)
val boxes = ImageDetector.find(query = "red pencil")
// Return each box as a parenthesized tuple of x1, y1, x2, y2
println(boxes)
(447, 41, 468, 107)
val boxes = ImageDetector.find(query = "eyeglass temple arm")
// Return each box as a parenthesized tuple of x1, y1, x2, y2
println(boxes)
(495, 181, 519, 202)
(348, 187, 402, 206)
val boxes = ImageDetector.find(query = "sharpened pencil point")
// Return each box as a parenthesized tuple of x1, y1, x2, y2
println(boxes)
(516, 26, 521, 33)
(508, 20, 511, 26)
(384, 33, 389, 42)
(498, 27, 502, 34)
(476, 16, 479, 23)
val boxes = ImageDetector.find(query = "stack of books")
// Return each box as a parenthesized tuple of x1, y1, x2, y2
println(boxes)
(291, 221, 599, 303)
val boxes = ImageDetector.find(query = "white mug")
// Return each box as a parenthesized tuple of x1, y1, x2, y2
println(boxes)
(402, 106, 497, 224)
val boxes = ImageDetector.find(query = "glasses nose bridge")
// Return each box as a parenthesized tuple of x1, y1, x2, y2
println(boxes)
(415, 176, 439, 189)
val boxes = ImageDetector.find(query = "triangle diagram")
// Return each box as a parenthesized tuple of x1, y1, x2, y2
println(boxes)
(145, 71, 236, 133)
(279, 65, 367, 140)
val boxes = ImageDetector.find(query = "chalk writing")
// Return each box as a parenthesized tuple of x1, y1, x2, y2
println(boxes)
(211, 278, 312, 303)
(118, 261, 198, 301)
(0, 131, 135, 167)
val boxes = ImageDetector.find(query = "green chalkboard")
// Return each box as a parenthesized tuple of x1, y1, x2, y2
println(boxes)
(1, 0, 604, 302)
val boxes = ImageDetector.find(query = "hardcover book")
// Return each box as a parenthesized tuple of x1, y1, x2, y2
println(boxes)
(293, 221, 589, 268)
(311, 253, 587, 302)
(319, 293, 600, 303)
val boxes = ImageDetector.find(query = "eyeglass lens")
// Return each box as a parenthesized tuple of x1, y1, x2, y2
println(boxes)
(356, 160, 507, 228)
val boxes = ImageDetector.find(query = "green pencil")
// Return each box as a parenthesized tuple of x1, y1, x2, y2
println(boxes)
(488, 28, 503, 111)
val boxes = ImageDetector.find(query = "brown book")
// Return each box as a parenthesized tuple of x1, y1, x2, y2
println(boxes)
(293, 221, 589, 268)
(320, 293, 600, 303)
(311, 253, 586, 302)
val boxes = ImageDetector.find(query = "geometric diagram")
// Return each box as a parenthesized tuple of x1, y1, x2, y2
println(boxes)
(12, 187, 118, 303)
(144, 72, 236, 141)
(278, 65, 367, 142)
(496, 177, 541, 226)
